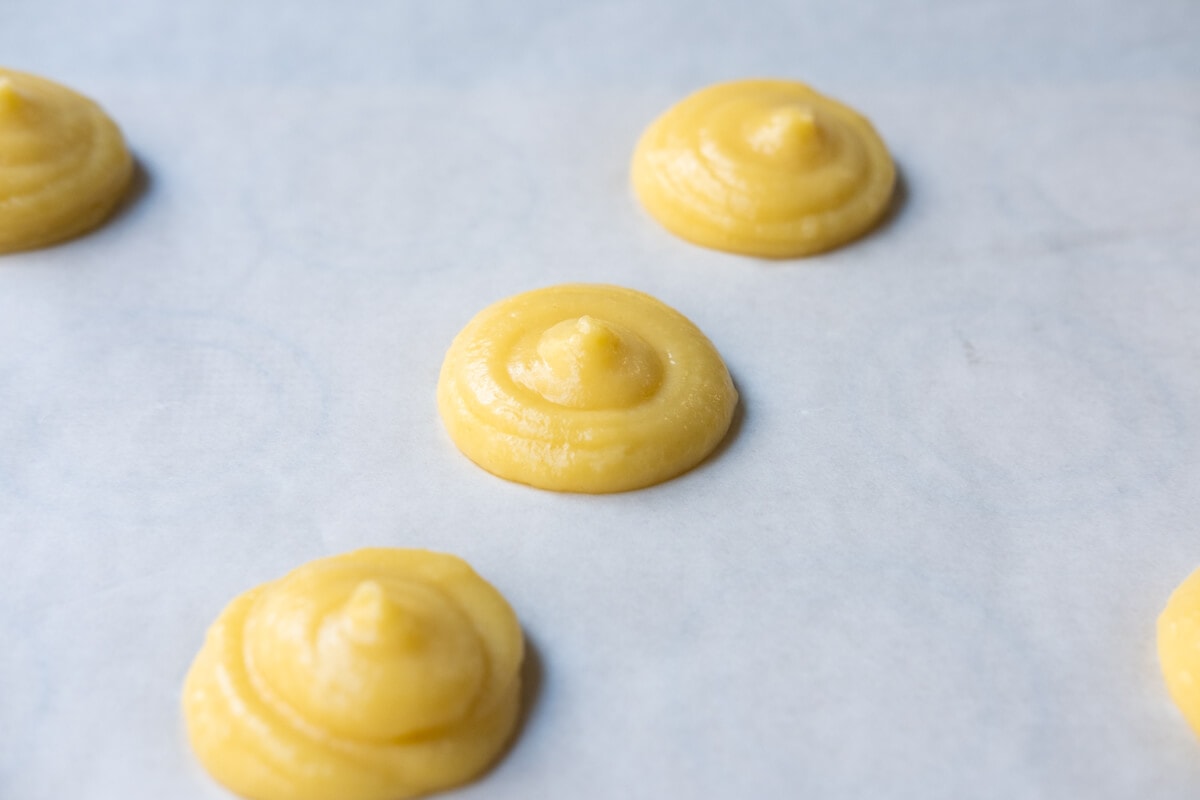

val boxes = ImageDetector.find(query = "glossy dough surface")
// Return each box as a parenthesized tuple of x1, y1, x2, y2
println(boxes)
(1159, 566, 1200, 739)
(438, 284, 738, 493)
(632, 79, 894, 258)
(183, 549, 524, 800)
(0, 68, 132, 253)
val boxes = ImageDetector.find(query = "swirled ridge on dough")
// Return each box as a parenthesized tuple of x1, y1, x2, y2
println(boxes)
(438, 284, 738, 493)
(0, 67, 132, 253)
(632, 79, 894, 258)
(183, 549, 524, 800)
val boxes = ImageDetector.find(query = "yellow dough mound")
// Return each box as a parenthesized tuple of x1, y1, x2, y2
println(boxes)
(0, 68, 132, 253)
(183, 549, 524, 800)
(438, 284, 738, 493)
(1159, 566, 1200, 739)
(632, 79, 895, 258)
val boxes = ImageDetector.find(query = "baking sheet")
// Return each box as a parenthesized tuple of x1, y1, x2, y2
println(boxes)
(2, 1, 1199, 798)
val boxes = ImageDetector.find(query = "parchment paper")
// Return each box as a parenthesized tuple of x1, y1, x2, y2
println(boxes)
(2, 2, 1199, 798)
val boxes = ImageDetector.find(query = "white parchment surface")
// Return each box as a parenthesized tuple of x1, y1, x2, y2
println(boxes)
(2, 2, 1199, 798)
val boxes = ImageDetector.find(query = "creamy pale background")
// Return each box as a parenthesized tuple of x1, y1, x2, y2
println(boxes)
(1, 1, 1199, 798)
